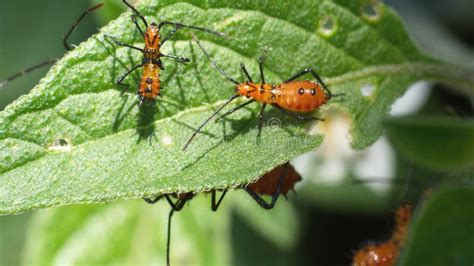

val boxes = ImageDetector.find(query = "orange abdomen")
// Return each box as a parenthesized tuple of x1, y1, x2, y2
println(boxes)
(352, 242, 398, 266)
(246, 164, 301, 196)
(275, 81, 327, 113)
(244, 81, 327, 113)
(352, 204, 412, 266)
(139, 63, 160, 100)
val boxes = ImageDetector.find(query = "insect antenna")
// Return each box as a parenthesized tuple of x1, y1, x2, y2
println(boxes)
(122, 0, 148, 27)
(159, 21, 226, 37)
(183, 94, 240, 151)
(1, 3, 103, 90)
(191, 33, 240, 85)
(63, 3, 104, 51)
(166, 208, 175, 266)
(0, 59, 57, 90)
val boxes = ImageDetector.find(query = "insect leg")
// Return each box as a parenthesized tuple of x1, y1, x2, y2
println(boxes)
(122, 0, 148, 28)
(163, 194, 194, 266)
(104, 34, 144, 52)
(163, 194, 191, 211)
(240, 63, 254, 83)
(244, 163, 289, 210)
(159, 21, 224, 45)
(161, 53, 190, 64)
(143, 195, 164, 204)
(130, 15, 147, 37)
(117, 63, 142, 94)
(211, 190, 228, 211)
(166, 208, 174, 266)
(284, 68, 336, 97)
(63, 3, 104, 51)
(215, 99, 256, 122)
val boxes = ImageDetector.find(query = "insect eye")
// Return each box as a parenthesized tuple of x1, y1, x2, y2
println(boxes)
(298, 88, 305, 95)
(310, 88, 317, 96)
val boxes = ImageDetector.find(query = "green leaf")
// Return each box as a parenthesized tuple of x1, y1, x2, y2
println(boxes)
(21, 192, 301, 265)
(22, 197, 232, 265)
(385, 116, 474, 171)
(399, 187, 474, 266)
(1, 0, 473, 214)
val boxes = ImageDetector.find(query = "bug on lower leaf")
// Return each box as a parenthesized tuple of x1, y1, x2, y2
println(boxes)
(0, 3, 103, 90)
(352, 204, 412, 266)
(144, 162, 301, 266)
(182, 34, 344, 150)
(105, 0, 225, 106)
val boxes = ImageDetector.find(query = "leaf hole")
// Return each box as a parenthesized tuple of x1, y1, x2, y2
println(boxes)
(360, 84, 376, 97)
(317, 15, 338, 38)
(361, 1, 382, 22)
(48, 138, 72, 152)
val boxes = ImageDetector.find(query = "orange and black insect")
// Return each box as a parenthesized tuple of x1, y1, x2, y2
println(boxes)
(0, 3, 103, 89)
(352, 204, 412, 266)
(144, 162, 301, 266)
(105, 0, 224, 106)
(182, 35, 343, 150)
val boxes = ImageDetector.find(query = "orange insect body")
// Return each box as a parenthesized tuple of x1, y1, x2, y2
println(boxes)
(111, 1, 224, 106)
(137, 23, 162, 101)
(182, 36, 344, 150)
(247, 163, 301, 195)
(144, 162, 299, 266)
(139, 63, 161, 100)
(353, 242, 398, 266)
(353, 204, 412, 266)
(143, 23, 161, 61)
(237, 80, 328, 113)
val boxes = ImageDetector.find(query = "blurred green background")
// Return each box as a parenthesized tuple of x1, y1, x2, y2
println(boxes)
(0, 0, 472, 265)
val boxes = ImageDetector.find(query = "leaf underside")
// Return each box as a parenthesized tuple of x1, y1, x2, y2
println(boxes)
(0, 0, 454, 214)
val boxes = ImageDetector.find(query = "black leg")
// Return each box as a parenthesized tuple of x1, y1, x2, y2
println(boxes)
(258, 57, 266, 85)
(166, 208, 174, 266)
(284, 68, 334, 97)
(117, 63, 142, 94)
(122, 0, 148, 28)
(145, 193, 192, 266)
(160, 24, 184, 46)
(131, 15, 146, 37)
(211, 190, 228, 211)
(163, 194, 194, 265)
(215, 99, 256, 122)
(161, 53, 190, 64)
(63, 3, 103, 51)
(257, 103, 267, 137)
(159, 21, 225, 45)
(163, 195, 191, 211)
(105, 34, 144, 53)
(240, 63, 253, 83)
(143, 195, 164, 204)
(139, 96, 146, 107)
(272, 104, 325, 121)
(0, 59, 57, 89)
(245, 163, 289, 210)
